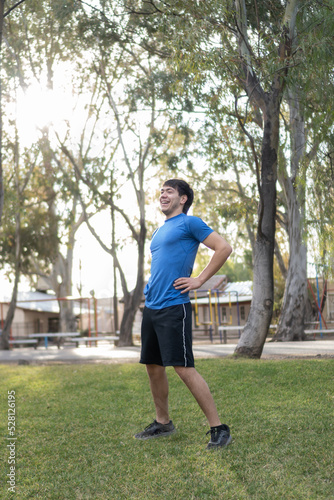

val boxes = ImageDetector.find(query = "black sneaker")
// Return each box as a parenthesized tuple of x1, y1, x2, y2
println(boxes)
(206, 424, 232, 449)
(134, 420, 176, 440)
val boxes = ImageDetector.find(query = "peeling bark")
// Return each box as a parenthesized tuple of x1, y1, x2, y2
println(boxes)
(235, 102, 278, 358)
(234, 0, 299, 358)
(274, 87, 308, 341)
(117, 219, 146, 346)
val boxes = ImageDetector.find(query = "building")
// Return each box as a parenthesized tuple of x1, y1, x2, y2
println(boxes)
(189, 278, 253, 341)
(0, 291, 116, 339)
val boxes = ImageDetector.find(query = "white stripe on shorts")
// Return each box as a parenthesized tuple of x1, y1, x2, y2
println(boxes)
(182, 304, 187, 367)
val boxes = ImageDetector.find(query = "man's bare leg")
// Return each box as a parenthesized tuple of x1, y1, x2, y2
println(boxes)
(146, 364, 170, 424)
(174, 366, 221, 427)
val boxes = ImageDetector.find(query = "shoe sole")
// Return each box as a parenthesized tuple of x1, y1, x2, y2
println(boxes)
(207, 434, 232, 450)
(134, 429, 176, 440)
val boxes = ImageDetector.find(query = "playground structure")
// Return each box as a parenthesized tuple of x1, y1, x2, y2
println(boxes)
(307, 275, 334, 337)
(192, 288, 248, 343)
(192, 279, 334, 343)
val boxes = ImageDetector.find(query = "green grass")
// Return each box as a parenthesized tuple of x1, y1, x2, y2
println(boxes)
(1, 358, 333, 499)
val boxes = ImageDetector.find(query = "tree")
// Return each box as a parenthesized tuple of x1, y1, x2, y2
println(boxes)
(0, 125, 58, 349)
(307, 141, 334, 273)
(43, 0, 196, 345)
(125, 0, 334, 357)
(0, 0, 5, 224)
(228, 0, 299, 357)
(0, 0, 30, 225)
(32, 132, 87, 333)
(62, 46, 189, 344)
(273, 3, 334, 340)
(1, 0, 92, 334)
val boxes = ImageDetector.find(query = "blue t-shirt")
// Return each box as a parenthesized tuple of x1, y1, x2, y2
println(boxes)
(144, 213, 214, 309)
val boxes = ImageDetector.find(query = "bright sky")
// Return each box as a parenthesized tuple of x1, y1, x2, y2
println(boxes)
(16, 86, 72, 145)
(1, 74, 158, 300)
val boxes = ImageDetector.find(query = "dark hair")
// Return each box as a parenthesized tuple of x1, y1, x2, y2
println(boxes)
(163, 179, 194, 214)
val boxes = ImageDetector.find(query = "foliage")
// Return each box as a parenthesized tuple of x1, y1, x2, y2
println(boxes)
(0, 140, 59, 279)
(0, 359, 333, 499)
(221, 256, 253, 283)
(0, 1, 103, 295)
(307, 146, 334, 275)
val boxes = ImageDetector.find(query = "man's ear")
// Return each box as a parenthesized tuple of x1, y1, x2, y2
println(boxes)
(180, 194, 188, 206)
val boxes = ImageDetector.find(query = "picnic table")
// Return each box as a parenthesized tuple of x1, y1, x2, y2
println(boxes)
(217, 325, 244, 344)
(67, 335, 119, 347)
(28, 332, 80, 349)
(9, 338, 38, 349)
(217, 325, 277, 344)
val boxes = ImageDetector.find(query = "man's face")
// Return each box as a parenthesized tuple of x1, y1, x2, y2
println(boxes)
(159, 185, 187, 218)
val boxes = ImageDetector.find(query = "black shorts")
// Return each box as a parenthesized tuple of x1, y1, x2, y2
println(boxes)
(140, 303, 194, 367)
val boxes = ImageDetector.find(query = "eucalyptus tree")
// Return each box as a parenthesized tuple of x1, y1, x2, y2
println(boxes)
(1, 0, 91, 333)
(307, 141, 334, 274)
(273, 4, 334, 340)
(0, 129, 58, 349)
(124, 0, 334, 356)
(53, 2, 191, 345)
(0, 0, 30, 225)
(194, 7, 334, 342)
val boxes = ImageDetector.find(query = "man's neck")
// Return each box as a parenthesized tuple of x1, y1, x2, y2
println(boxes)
(165, 209, 184, 220)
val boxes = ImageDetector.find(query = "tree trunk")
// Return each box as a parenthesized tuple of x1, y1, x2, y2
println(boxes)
(59, 295, 77, 333)
(0, 1, 4, 225)
(274, 239, 288, 280)
(274, 176, 307, 341)
(233, 0, 299, 357)
(274, 233, 307, 341)
(274, 87, 307, 341)
(56, 242, 77, 333)
(1, 269, 20, 349)
(0, 210, 20, 350)
(118, 223, 146, 346)
(118, 300, 138, 347)
(118, 280, 144, 346)
(235, 100, 279, 358)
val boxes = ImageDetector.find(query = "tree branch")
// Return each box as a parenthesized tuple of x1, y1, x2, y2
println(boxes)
(234, 95, 264, 235)
(4, 0, 27, 18)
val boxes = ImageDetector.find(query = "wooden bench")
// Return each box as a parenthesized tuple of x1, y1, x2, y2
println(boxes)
(304, 329, 334, 337)
(217, 325, 277, 344)
(28, 332, 81, 349)
(218, 326, 244, 344)
(67, 336, 119, 347)
(9, 339, 38, 349)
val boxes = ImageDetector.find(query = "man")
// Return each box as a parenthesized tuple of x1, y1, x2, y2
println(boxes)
(134, 179, 233, 449)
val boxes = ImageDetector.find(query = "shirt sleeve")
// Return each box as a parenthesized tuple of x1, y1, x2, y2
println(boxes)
(185, 216, 214, 242)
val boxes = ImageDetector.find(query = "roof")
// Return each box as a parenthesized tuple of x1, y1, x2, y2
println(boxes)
(189, 275, 227, 299)
(190, 281, 253, 305)
(223, 281, 253, 296)
(2, 291, 94, 314)
(15, 291, 60, 313)
(200, 275, 227, 291)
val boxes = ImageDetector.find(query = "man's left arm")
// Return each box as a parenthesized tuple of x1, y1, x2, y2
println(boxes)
(173, 231, 233, 294)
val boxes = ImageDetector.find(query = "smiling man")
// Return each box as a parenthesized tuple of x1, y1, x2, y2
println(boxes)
(134, 179, 233, 449)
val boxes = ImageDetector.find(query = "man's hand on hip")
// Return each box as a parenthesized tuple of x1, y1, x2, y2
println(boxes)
(173, 277, 203, 294)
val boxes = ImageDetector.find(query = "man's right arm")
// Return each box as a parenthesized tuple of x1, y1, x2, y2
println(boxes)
(173, 232, 232, 293)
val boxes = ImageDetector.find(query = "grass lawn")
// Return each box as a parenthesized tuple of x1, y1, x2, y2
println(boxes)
(1, 358, 333, 499)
